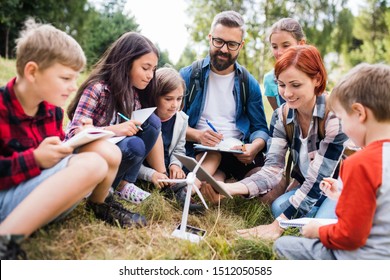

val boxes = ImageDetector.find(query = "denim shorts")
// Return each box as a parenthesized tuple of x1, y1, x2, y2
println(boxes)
(0, 156, 73, 223)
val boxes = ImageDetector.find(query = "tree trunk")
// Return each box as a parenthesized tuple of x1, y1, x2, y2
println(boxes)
(5, 27, 10, 59)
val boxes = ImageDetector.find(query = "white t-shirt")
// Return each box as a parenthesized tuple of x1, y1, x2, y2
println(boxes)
(298, 135, 310, 178)
(196, 71, 243, 139)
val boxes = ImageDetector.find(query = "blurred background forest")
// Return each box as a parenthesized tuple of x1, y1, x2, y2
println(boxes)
(1, 0, 390, 87)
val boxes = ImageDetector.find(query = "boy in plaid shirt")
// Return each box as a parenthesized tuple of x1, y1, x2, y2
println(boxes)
(0, 20, 144, 259)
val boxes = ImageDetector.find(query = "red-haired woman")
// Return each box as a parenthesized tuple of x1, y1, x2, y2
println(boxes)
(202, 45, 348, 240)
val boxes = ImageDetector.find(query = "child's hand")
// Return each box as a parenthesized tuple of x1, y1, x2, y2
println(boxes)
(301, 221, 321, 239)
(33, 136, 73, 169)
(111, 120, 142, 136)
(169, 164, 185, 179)
(152, 171, 169, 188)
(73, 118, 94, 135)
(320, 177, 340, 201)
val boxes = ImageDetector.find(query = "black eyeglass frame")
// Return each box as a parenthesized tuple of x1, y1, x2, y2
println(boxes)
(211, 37, 242, 51)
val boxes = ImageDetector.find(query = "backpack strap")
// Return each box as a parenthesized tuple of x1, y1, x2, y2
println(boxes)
(282, 104, 294, 145)
(317, 95, 330, 140)
(282, 104, 294, 185)
(185, 59, 204, 111)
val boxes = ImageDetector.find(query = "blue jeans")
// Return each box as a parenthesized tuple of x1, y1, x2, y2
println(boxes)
(113, 113, 161, 188)
(271, 189, 337, 219)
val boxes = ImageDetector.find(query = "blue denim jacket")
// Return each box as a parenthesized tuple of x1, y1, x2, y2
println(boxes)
(179, 56, 269, 154)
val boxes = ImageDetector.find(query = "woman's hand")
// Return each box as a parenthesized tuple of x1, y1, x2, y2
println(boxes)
(237, 218, 285, 240)
(200, 181, 225, 204)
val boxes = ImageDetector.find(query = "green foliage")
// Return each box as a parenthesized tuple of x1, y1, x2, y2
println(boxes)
(175, 45, 198, 70)
(348, 0, 390, 64)
(79, 8, 140, 67)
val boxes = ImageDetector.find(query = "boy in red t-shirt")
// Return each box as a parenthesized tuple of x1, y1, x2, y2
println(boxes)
(274, 63, 390, 259)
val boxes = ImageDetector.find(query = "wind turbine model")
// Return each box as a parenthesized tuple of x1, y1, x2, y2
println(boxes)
(158, 152, 209, 243)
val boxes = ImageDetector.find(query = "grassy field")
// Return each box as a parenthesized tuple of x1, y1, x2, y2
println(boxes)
(0, 58, 287, 260)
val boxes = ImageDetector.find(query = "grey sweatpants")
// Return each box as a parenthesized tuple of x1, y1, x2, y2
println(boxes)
(273, 236, 337, 260)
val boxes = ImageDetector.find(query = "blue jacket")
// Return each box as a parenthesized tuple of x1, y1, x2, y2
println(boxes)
(179, 56, 269, 155)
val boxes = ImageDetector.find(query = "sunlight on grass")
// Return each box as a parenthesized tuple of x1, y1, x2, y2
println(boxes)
(23, 188, 279, 260)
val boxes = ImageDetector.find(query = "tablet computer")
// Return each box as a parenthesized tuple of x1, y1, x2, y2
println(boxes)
(173, 153, 233, 199)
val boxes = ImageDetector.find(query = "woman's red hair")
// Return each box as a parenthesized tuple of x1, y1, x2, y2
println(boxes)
(274, 45, 327, 95)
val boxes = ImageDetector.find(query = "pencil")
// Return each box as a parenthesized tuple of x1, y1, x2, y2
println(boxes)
(117, 112, 143, 131)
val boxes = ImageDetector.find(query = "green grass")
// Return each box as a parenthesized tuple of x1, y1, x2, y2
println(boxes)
(22, 187, 280, 260)
(1, 58, 280, 260)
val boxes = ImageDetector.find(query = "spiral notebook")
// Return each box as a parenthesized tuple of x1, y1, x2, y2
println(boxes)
(63, 127, 115, 148)
(278, 218, 338, 229)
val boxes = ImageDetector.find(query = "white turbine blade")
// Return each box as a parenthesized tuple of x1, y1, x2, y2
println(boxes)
(157, 179, 186, 183)
(193, 152, 208, 175)
(191, 183, 209, 210)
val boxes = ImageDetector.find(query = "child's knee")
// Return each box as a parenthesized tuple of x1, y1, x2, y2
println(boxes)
(146, 113, 161, 130)
(94, 141, 122, 167)
(72, 152, 108, 181)
(120, 137, 146, 158)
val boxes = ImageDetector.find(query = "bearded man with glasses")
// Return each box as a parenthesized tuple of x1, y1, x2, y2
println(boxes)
(179, 11, 269, 194)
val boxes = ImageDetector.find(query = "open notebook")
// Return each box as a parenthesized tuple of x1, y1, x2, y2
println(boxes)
(108, 107, 158, 144)
(63, 127, 115, 149)
(278, 218, 338, 229)
(193, 137, 244, 154)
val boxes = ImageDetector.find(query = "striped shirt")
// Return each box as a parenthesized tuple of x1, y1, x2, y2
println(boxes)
(240, 94, 348, 218)
(0, 78, 64, 190)
(66, 81, 141, 139)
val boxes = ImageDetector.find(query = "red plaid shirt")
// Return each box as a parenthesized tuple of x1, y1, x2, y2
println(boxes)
(0, 78, 65, 190)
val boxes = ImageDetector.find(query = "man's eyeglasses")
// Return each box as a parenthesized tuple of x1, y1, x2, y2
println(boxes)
(211, 37, 242, 51)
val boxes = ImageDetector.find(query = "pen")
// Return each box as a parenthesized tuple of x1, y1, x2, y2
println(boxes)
(117, 112, 143, 131)
(206, 119, 218, 133)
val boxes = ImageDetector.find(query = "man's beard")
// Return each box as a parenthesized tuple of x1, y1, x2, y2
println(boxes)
(210, 49, 239, 72)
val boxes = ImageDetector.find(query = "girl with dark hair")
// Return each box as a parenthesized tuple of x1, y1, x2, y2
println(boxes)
(67, 32, 160, 205)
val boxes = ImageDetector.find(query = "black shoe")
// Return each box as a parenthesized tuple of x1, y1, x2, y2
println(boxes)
(0, 235, 27, 260)
(86, 197, 147, 228)
(162, 184, 206, 214)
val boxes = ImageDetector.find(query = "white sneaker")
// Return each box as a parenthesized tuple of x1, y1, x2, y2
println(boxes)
(115, 183, 150, 204)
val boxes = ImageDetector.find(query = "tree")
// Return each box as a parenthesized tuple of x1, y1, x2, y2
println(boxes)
(183, 0, 349, 82)
(350, 0, 390, 64)
(175, 45, 198, 70)
(0, 0, 21, 58)
(0, 0, 88, 58)
(80, 7, 139, 67)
